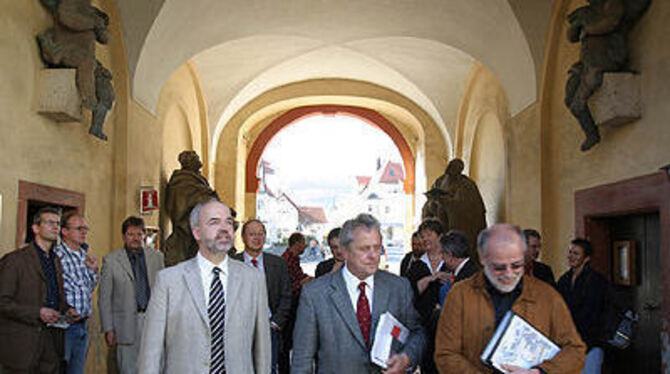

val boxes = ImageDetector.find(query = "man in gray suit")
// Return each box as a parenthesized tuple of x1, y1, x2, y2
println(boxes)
(291, 213, 426, 373)
(233, 219, 292, 374)
(138, 199, 271, 373)
(99, 216, 164, 374)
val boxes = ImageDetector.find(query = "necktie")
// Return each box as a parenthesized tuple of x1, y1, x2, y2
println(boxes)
(356, 282, 371, 346)
(251, 258, 258, 268)
(209, 267, 226, 373)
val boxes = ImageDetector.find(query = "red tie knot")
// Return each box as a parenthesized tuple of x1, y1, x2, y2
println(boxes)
(251, 258, 258, 268)
(358, 282, 367, 293)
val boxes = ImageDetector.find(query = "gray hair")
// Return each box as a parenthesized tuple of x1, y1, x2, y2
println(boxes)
(189, 198, 221, 229)
(439, 230, 471, 259)
(339, 213, 381, 250)
(476, 224, 526, 257)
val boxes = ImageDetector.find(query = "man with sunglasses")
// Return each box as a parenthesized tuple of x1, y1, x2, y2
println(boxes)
(54, 211, 99, 374)
(434, 224, 585, 374)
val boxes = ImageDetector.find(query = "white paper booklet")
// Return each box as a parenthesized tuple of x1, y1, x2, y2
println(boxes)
(370, 312, 409, 368)
(480, 311, 560, 373)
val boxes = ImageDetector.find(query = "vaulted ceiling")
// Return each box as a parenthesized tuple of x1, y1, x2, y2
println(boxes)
(115, 0, 552, 144)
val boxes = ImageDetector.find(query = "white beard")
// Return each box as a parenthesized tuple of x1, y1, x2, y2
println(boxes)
(484, 265, 522, 293)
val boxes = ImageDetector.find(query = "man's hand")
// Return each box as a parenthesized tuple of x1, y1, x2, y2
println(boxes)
(85, 254, 99, 272)
(39, 307, 60, 323)
(384, 353, 411, 374)
(270, 321, 280, 330)
(105, 331, 117, 347)
(434, 271, 449, 283)
(501, 364, 540, 374)
(65, 307, 82, 323)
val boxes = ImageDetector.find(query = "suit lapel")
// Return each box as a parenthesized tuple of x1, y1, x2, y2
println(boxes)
(183, 258, 209, 327)
(143, 248, 159, 286)
(118, 250, 135, 280)
(27, 244, 46, 281)
(371, 272, 389, 343)
(328, 272, 367, 350)
(226, 260, 243, 315)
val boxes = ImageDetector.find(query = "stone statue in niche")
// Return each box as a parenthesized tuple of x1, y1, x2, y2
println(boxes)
(164, 151, 220, 266)
(564, 0, 651, 151)
(37, 0, 114, 140)
(422, 158, 487, 254)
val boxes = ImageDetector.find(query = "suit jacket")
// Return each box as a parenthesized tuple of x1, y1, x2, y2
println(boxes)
(0, 243, 69, 369)
(98, 247, 164, 344)
(315, 258, 336, 278)
(138, 256, 271, 374)
(291, 269, 426, 373)
(454, 258, 480, 283)
(533, 260, 556, 287)
(233, 252, 292, 329)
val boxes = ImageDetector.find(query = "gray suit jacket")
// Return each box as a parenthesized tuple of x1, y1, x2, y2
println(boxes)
(137, 256, 271, 374)
(291, 269, 426, 373)
(233, 252, 293, 329)
(98, 247, 163, 344)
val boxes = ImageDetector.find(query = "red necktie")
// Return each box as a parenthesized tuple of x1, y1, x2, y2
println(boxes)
(357, 282, 371, 346)
(251, 258, 258, 268)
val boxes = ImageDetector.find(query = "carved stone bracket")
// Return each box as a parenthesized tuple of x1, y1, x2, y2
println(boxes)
(37, 69, 83, 122)
(589, 72, 641, 127)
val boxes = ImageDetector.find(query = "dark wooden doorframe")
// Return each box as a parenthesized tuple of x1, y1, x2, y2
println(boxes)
(16, 180, 85, 248)
(574, 170, 670, 367)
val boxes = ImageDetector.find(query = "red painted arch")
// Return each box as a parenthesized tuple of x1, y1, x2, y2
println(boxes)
(245, 105, 415, 194)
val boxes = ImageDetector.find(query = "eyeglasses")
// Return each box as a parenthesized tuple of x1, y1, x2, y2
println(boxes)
(41, 219, 61, 227)
(67, 226, 89, 232)
(488, 261, 525, 272)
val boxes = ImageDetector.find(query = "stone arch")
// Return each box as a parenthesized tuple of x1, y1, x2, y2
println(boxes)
(245, 105, 416, 194)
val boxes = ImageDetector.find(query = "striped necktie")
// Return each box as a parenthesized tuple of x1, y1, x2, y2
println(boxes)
(209, 267, 226, 373)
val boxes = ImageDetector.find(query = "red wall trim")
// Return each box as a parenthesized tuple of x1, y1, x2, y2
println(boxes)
(245, 105, 416, 194)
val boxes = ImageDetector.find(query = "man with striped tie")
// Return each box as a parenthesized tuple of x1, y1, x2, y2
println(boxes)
(138, 199, 271, 373)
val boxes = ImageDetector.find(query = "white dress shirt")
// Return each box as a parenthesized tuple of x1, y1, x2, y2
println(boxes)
(243, 251, 265, 275)
(420, 253, 444, 274)
(197, 251, 229, 307)
(454, 257, 470, 278)
(342, 265, 374, 313)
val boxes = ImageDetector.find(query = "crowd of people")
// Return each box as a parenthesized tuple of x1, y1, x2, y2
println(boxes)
(0, 201, 615, 373)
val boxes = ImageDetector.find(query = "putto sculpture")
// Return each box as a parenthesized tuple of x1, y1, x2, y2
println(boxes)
(564, 0, 651, 151)
(37, 0, 115, 141)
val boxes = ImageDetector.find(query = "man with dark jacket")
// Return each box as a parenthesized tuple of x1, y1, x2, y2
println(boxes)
(557, 238, 608, 374)
(400, 231, 424, 278)
(234, 219, 292, 374)
(523, 229, 556, 287)
(0, 207, 76, 373)
(315, 228, 343, 278)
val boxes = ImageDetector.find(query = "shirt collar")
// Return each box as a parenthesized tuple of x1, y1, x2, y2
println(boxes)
(342, 264, 374, 290)
(420, 252, 444, 274)
(243, 251, 263, 264)
(197, 251, 229, 277)
(454, 257, 470, 277)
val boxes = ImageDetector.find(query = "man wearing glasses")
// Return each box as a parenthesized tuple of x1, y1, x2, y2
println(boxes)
(434, 224, 586, 374)
(0, 207, 77, 373)
(54, 211, 99, 374)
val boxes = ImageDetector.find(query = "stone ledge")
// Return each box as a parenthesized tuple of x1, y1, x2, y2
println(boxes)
(589, 72, 641, 127)
(37, 69, 83, 122)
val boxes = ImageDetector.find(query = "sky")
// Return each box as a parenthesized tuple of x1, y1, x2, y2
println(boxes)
(261, 114, 402, 206)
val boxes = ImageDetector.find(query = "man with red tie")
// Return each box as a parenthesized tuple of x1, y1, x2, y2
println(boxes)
(234, 219, 292, 374)
(291, 213, 426, 373)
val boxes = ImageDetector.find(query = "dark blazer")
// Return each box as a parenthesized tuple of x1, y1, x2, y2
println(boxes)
(315, 258, 336, 278)
(399, 253, 421, 278)
(0, 243, 68, 370)
(234, 252, 293, 329)
(406, 260, 448, 323)
(533, 260, 556, 287)
(454, 258, 480, 283)
(291, 269, 426, 373)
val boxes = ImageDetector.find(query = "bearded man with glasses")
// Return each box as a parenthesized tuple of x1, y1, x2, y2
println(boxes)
(434, 224, 586, 374)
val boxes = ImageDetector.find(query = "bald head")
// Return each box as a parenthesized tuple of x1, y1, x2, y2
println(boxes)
(477, 224, 526, 258)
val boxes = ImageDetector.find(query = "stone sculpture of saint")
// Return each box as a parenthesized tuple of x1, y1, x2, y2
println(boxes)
(164, 151, 219, 266)
(422, 159, 487, 257)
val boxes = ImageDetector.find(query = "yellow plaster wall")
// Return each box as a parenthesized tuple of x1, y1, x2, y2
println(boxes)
(540, 0, 670, 273)
(455, 63, 510, 226)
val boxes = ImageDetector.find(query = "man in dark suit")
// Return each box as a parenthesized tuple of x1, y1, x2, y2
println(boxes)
(439, 230, 480, 283)
(234, 219, 292, 374)
(399, 232, 424, 278)
(291, 213, 426, 373)
(315, 228, 343, 278)
(0, 207, 76, 373)
(523, 229, 556, 287)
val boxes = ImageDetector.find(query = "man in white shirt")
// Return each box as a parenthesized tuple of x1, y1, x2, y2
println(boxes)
(138, 199, 271, 373)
